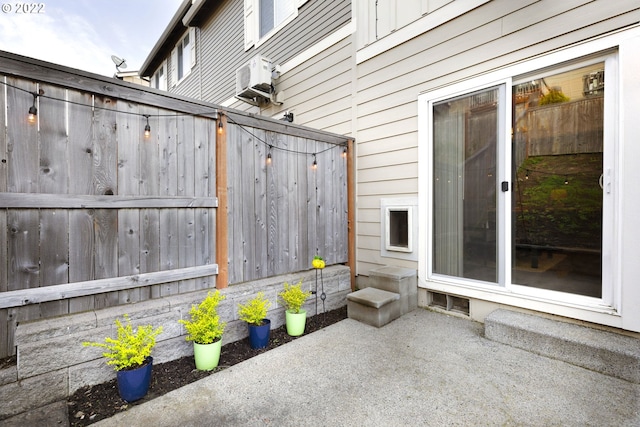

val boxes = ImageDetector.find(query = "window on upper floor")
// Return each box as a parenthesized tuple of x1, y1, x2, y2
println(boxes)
(151, 61, 167, 91)
(244, 0, 309, 50)
(171, 28, 196, 86)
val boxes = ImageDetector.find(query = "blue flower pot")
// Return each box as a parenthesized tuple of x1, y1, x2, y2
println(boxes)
(248, 319, 271, 349)
(116, 356, 153, 402)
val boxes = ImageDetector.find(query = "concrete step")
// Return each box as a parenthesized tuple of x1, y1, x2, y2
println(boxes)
(347, 287, 400, 327)
(485, 309, 640, 383)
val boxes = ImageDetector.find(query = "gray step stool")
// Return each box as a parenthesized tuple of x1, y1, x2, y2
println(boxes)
(347, 287, 401, 327)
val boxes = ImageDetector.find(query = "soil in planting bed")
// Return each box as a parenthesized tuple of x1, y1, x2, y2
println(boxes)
(68, 306, 347, 426)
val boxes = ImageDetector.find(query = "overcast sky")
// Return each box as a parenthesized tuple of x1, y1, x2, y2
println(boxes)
(0, 0, 182, 77)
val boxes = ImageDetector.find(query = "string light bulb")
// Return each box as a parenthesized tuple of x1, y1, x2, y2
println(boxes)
(218, 120, 223, 134)
(27, 92, 38, 123)
(311, 154, 317, 170)
(143, 115, 151, 138)
(342, 147, 347, 158)
(267, 145, 272, 165)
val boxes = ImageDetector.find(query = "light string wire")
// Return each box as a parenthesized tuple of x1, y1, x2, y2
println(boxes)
(0, 79, 218, 119)
(225, 115, 347, 158)
(1, 79, 348, 158)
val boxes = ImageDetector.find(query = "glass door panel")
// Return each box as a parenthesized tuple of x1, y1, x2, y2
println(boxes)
(512, 63, 604, 297)
(433, 88, 499, 282)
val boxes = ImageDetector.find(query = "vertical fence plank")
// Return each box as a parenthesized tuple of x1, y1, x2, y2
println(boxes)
(307, 140, 319, 261)
(241, 124, 256, 282)
(266, 130, 279, 277)
(139, 107, 160, 301)
(93, 97, 119, 309)
(159, 209, 179, 296)
(296, 137, 310, 272)
(177, 115, 196, 292)
(155, 113, 178, 297)
(5, 78, 41, 348)
(254, 128, 268, 280)
(0, 76, 8, 356)
(38, 85, 70, 317)
(286, 135, 299, 273)
(194, 117, 213, 290)
(68, 90, 96, 313)
(227, 122, 241, 284)
(117, 101, 141, 304)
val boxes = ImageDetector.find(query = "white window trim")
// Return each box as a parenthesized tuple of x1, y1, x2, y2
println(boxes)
(244, 0, 309, 51)
(416, 29, 640, 330)
(356, 0, 490, 64)
(171, 27, 197, 87)
(152, 60, 167, 91)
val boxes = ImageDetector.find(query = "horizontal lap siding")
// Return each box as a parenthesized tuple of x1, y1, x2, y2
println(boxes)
(193, 0, 351, 105)
(354, 0, 640, 274)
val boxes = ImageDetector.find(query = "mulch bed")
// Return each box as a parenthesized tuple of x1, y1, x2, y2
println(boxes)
(67, 306, 347, 426)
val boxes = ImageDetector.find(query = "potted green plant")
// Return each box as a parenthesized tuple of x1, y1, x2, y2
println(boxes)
(279, 280, 312, 336)
(237, 292, 271, 349)
(83, 315, 163, 402)
(179, 290, 226, 371)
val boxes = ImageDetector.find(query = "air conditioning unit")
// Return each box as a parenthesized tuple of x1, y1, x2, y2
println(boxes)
(236, 55, 273, 105)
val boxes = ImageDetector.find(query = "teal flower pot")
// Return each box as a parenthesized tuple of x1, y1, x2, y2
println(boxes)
(285, 309, 307, 336)
(193, 339, 222, 371)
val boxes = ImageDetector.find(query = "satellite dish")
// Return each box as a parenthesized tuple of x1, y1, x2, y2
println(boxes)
(111, 55, 127, 72)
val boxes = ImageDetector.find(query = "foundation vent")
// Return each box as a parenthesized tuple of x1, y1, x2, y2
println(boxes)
(428, 292, 470, 316)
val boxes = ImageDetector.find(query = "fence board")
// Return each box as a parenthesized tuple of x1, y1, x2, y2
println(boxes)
(241, 124, 256, 281)
(67, 90, 96, 313)
(0, 78, 6, 355)
(94, 209, 119, 309)
(0, 265, 218, 309)
(6, 78, 38, 193)
(39, 209, 69, 317)
(140, 208, 160, 301)
(254, 129, 268, 280)
(39, 85, 68, 194)
(227, 123, 242, 283)
(68, 209, 95, 313)
(140, 106, 160, 196)
(159, 209, 180, 296)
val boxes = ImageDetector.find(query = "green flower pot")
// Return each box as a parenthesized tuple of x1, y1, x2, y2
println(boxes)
(285, 309, 307, 336)
(193, 339, 222, 371)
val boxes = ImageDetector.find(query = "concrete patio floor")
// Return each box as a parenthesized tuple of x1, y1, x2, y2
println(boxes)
(84, 308, 639, 427)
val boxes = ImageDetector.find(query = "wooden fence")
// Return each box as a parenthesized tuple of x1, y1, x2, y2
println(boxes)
(0, 51, 352, 358)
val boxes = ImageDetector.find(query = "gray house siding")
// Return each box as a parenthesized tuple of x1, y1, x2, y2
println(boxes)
(168, 0, 352, 105)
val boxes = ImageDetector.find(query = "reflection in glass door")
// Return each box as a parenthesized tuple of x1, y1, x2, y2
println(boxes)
(432, 87, 500, 283)
(512, 63, 604, 298)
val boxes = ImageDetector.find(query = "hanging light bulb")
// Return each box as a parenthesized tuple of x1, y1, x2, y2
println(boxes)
(266, 145, 272, 165)
(525, 170, 529, 180)
(342, 147, 347, 158)
(143, 115, 151, 138)
(218, 120, 223, 134)
(564, 176, 569, 185)
(27, 92, 38, 123)
(312, 154, 317, 170)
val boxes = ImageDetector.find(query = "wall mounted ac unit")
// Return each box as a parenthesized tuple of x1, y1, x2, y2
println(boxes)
(236, 54, 273, 106)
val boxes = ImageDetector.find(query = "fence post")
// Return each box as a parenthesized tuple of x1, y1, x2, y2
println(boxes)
(347, 138, 356, 291)
(216, 113, 229, 288)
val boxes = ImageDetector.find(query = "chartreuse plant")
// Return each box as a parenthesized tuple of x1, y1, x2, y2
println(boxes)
(237, 292, 271, 326)
(279, 280, 312, 314)
(179, 290, 226, 344)
(83, 315, 163, 371)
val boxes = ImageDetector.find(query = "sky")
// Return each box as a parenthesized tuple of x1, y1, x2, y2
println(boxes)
(0, 0, 183, 77)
